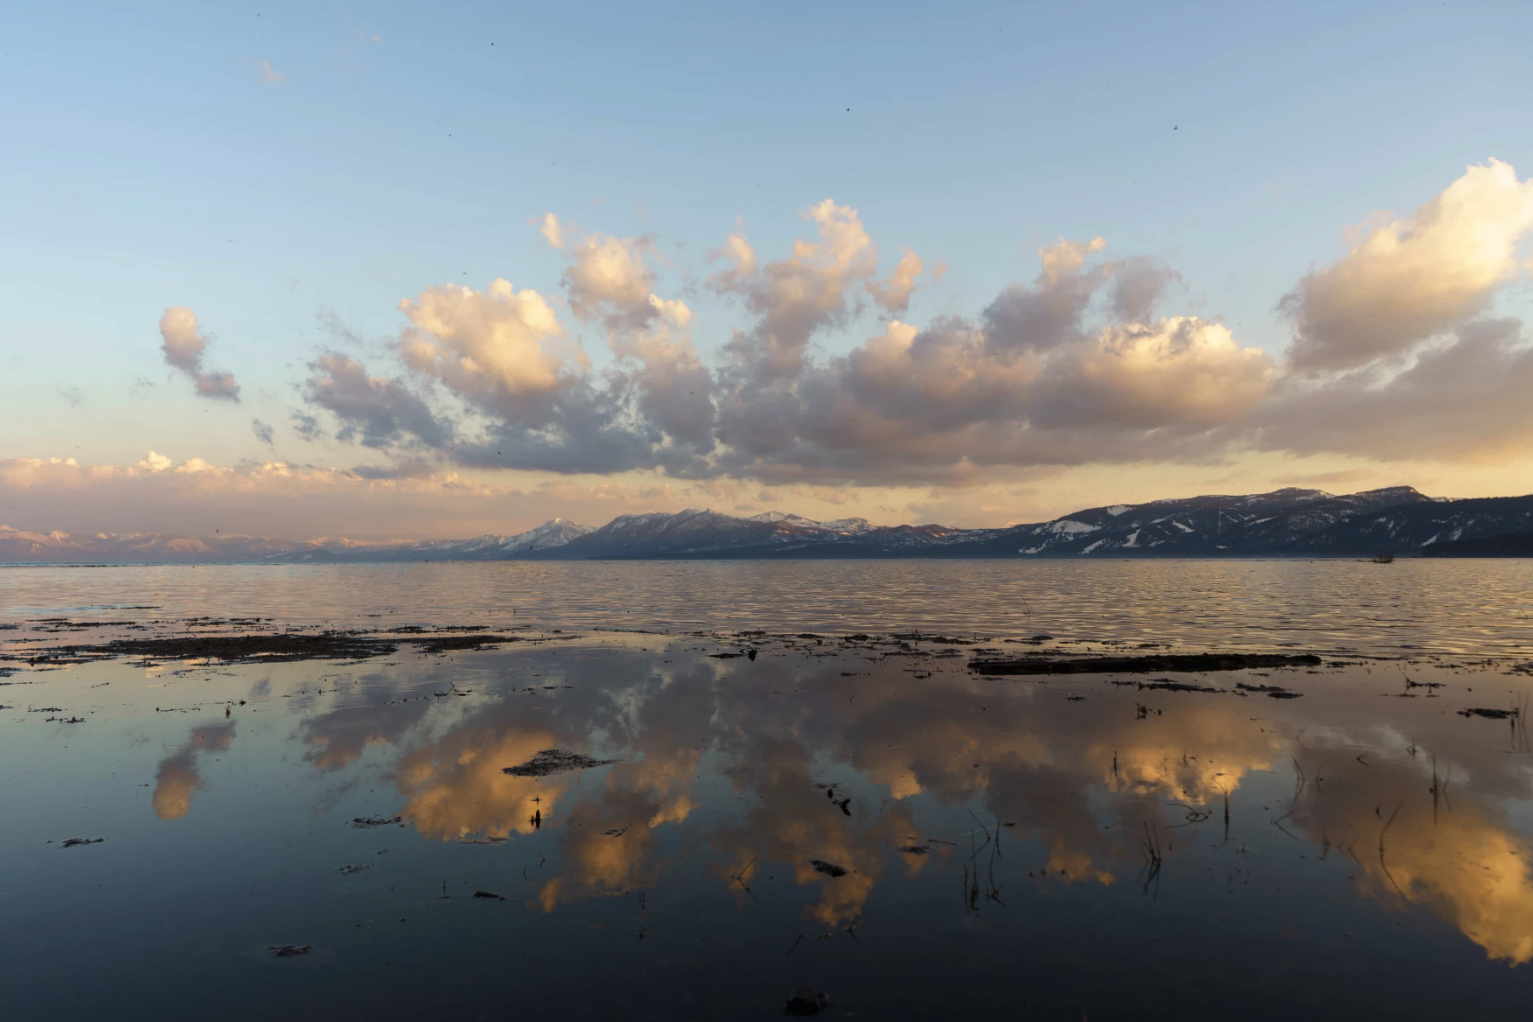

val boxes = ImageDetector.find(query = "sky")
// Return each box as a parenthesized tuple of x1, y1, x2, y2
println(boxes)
(3, 0, 1533, 540)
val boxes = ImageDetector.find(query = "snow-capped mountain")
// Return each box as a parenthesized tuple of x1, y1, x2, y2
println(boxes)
(5, 488, 1532, 563)
(385, 518, 594, 559)
(939, 486, 1463, 558)
(540, 508, 997, 559)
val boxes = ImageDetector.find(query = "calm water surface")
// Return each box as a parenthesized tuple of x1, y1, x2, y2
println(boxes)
(3, 561, 1533, 1020)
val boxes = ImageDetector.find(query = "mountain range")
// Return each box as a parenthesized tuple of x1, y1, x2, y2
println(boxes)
(4, 487, 1532, 564)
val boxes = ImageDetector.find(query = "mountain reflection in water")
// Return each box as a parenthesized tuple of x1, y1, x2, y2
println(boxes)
(6, 630, 1533, 1020)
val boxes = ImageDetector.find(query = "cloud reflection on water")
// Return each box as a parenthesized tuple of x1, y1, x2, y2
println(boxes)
(152, 722, 234, 820)
(286, 640, 1533, 963)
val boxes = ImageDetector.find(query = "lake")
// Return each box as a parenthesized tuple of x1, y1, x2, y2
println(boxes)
(3, 560, 1532, 1019)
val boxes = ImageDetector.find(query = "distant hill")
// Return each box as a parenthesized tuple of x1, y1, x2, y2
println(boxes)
(1419, 531, 1533, 557)
(531, 508, 999, 560)
(927, 486, 1533, 559)
(0, 518, 592, 565)
(5, 488, 1533, 563)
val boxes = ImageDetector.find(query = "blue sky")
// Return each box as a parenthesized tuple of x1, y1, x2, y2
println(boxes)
(3, 1, 1533, 537)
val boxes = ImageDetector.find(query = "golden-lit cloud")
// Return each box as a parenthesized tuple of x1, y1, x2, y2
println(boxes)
(1291, 741, 1533, 965)
(152, 723, 234, 820)
(711, 198, 910, 381)
(711, 735, 916, 927)
(537, 212, 566, 250)
(535, 750, 702, 911)
(395, 719, 576, 842)
(398, 279, 570, 411)
(1281, 159, 1533, 372)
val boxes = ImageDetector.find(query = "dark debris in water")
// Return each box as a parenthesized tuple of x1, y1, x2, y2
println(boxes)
(809, 859, 848, 878)
(1458, 707, 1519, 720)
(785, 987, 830, 1016)
(502, 749, 619, 777)
(5, 630, 573, 667)
(58, 837, 105, 848)
(268, 944, 312, 958)
(415, 634, 521, 654)
(348, 815, 403, 829)
(1237, 682, 1303, 699)
(890, 633, 976, 645)
(28, 632, 398, 665)
(970, 652, 1323, 675)
(472, 890, 506, 900)
(1139, 678, 1224, 694)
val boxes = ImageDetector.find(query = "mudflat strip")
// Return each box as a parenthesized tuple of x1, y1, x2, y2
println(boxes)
(968, 652, 1324, 675)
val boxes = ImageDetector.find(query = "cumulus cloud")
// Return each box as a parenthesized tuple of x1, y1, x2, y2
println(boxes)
(1281, 159, 1533, 371)
(983, 237, 1108, 355)
(537, 213, 566, 250)
(556, 229, 714, 457)
(712, 199, 916, 381)
(397, 279, 569, 421)
(563, 231, 661, 330)
(1253, 317, 1533, 461)
(868, 248, 924, 313)
(1025, 318, 1271, 431)
(1111, 256, 1184, 323)
(159, 307, 240, 401)
(378, 216, 717, 475)
(717, 314, 1272, 485)
(283, 164, 1533, 489)
(713, 226, 1272, 484)
(283, 205, 1273, 484)
(302, 353, 452, 449)
(1239, 159, 1533, 461)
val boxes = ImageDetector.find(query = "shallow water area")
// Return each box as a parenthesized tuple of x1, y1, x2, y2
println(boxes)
(4, 561, 1533, 1019)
